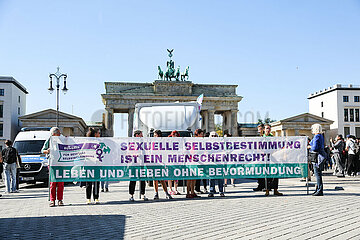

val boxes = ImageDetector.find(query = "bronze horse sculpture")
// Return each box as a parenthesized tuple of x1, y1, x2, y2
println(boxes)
(181, 66, 189, 81)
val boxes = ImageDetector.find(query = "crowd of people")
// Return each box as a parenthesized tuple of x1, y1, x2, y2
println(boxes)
(329, 134, 360, 177)
(1, 124, 359, 205)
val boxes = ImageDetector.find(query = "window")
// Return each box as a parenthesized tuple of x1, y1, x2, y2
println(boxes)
(18, 119, 20, 127)
(355, 96, 360, 102)
(13, 140, 46, 155)
(344, 127, 350, 137)
(0, 89, 4, 96)
(356, 109, 360, 122)
(321, 101, 323, 107)
(350, 109, 354, 122)
(321, 112, 324, 118)
(0, 105, 2, 118)
(18, 96, 20, 103)
(344, 109, 349, 122)
(343, 96, 349, 102)
(0, 123, 2, 137)
(356, 127, 360, 138)
(18, 107, 20, 115)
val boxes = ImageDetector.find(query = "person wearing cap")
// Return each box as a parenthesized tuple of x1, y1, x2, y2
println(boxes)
(42, 127, 65, 206)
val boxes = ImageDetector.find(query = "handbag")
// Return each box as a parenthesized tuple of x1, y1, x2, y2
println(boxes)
(308, 151, 319, 163)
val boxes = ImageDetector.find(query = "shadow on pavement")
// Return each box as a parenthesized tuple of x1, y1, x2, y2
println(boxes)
(0, 214, 126, 240)
(20, 182, 48, 189)
(2, 193, 49, 199)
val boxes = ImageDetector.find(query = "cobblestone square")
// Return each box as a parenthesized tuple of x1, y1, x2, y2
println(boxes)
(0, 171, 359, 240)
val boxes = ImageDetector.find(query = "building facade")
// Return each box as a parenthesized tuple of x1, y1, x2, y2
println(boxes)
(19, 109, 87, 137)
(0, 77, 28, 149)
(270, 113, 333, 144)
(102, 80, 242, 137)
(308, 84, 360, 138)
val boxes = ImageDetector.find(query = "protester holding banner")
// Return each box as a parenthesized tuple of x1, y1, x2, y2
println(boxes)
(186, 129, 204, 198)
(129, 130, 148, 202)
(85, 128, 101, 204)
(253, 123, 266, 192)
(152, 130, 173, 200)
(167, 130, 181, 195)
(223, 132, 236, 188)
(195, 129, 209, 194)
(48, 126, 308, 199)
(263, 124, 283, 196)
(42, 127, 64, 207)
(208, 131, 225, 197)
(309, 124, 326, 196)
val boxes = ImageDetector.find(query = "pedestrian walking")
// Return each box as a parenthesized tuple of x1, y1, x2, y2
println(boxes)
(331, 135, 345, 177)
(1, 140, 21, 193)
(101, 181, 109, 192)
(42, 127, 64, 207)
(345, 135, 358, 177)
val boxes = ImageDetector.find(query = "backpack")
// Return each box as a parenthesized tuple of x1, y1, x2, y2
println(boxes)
(352, 143, 359, 156)
(348, 140, 359, 155)
(2, 147, 18, 164)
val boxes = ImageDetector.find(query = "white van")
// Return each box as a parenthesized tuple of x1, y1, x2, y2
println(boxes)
(13, 127, 51, 184)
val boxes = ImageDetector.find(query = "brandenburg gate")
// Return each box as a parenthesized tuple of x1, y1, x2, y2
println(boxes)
(101, 50, 243, 137)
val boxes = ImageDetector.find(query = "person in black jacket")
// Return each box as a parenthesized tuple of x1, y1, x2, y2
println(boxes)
(1, 140, 21, 193)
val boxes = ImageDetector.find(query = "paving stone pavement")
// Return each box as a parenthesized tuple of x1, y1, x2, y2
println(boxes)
(0, 171, 359, 240)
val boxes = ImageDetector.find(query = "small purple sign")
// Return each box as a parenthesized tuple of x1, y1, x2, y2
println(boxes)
(58, 143, 100, 151)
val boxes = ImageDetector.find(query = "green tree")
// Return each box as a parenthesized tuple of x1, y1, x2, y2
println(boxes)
(257, 118, 276, 124)
(215, 123, 223, 137)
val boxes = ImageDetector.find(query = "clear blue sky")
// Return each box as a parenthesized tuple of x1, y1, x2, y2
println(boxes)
(1, 0, 360, 136)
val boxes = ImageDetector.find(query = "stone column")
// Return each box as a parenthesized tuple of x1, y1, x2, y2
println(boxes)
(231, 109, 238, 136)
(201, 110, 209, 132)
(222, 111, 231, 135)
(105, 108, 114, 137)
(222, 112, 226, 134)
(208, 110, 215, 132)
(323, 130, 330, 146)
(128, 108, 134, 137)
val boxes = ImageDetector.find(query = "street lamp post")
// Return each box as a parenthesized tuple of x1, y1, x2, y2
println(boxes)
(48, 67, 68, 127)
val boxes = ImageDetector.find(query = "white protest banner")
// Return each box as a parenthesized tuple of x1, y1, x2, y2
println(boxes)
(49, 136, 308, 182)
